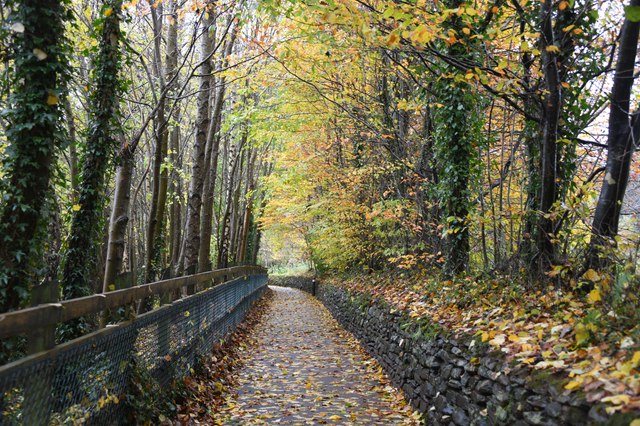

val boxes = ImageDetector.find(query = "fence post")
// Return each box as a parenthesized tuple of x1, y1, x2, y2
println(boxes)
(158, 268, 174, 360)
(23, 277, 57, 426)
(185, 265, 197, 295)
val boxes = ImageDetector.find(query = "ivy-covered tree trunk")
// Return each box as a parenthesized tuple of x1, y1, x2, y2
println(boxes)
(587, 0, 640, 270)
(0, 0, 69, 314)
(435, 0, 482, 276)
(61, 0, 123, 336)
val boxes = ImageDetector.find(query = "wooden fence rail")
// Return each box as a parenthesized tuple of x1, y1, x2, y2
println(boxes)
(0, 265, 265, 341)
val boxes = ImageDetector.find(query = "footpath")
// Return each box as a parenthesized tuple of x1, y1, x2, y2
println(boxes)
(214, 286, 419, 425)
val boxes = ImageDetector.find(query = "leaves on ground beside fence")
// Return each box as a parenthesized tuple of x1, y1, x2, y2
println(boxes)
(173, 289, 274, 424)
(326, 272, 640, 413)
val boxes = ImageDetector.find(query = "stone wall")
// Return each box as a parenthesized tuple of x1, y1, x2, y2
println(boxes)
(268, 275, 316, 295)
(314, 283, 631, 426)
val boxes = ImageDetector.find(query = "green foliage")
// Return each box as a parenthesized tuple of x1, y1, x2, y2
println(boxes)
(124, 355, 186, 423)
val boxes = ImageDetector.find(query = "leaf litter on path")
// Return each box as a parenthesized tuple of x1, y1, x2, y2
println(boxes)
(213, 286, 421, 425)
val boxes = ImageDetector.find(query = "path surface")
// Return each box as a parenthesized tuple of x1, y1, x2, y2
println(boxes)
(214, 286, 419, 425)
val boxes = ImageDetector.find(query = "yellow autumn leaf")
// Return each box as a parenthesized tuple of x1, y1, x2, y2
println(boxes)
(587, 288, 602, 304)
(575, 323, 589, 346)
(584, 268, 601, 282)
(386, 33, 400, 47)
(632, 351, 640, 366)
(329, 415, 342, 421)
(601, 394, 631, 405)
(104, 7, 113, 17)
(561, 82, 571, 89)
(47, 94, 59, 105)
(508, 334, 520, 342)
(564, 380, 581, 391)
(558, 1, 569, 10)
(412, 25, 433, 44)
(462, 27, 471, 35)
(545, 45, 561, 53)
(72, 204, 81, 211)
(465, 7, 477, 16)
(618, 360, 635, 375)
(33, 48, 47, 60)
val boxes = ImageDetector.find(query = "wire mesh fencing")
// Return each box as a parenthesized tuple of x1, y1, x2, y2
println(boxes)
(0, 272, 267, 425)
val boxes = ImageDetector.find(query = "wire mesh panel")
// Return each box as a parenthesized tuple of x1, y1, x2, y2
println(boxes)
(0, 272, 267, 425)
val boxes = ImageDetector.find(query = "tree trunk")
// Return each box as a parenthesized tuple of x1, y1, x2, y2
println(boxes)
(198, 26, 237, 272)
(0, 0, 68, 314)
(438, 0, 477, 276)
(166, 0, 182, 271)
(587, 0, 640, 269)
(536, 0, 562, 274)
(103, 145, 134, 292)
(217, 132, 246, 268)
(181, 15, 214, 274)
(61, 0, 123, 338)
(237, 149, 257, 264)
(145, 2, 168, 284)
(63, 96, 79, 201)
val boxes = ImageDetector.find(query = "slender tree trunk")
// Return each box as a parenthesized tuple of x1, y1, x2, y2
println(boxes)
(587, 0, 640, 269)
(103, 145, 134, 292)
(536, 0, 562, 275)
(198, 27, 237, 272)
(182, 15, 214, 274)
(217, 132, 246, 268)
(229, 153, 245, 264)
(237, 150, 257, 264)
(145, 2, 169, 284)
(63, 96, 79, 200)
(166, 0, 182, 271)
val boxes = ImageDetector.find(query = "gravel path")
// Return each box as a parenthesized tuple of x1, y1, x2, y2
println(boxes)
(214, 286, 419, 425)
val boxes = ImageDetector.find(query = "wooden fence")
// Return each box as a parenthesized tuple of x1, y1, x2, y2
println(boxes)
(0, 265, 265, 353)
